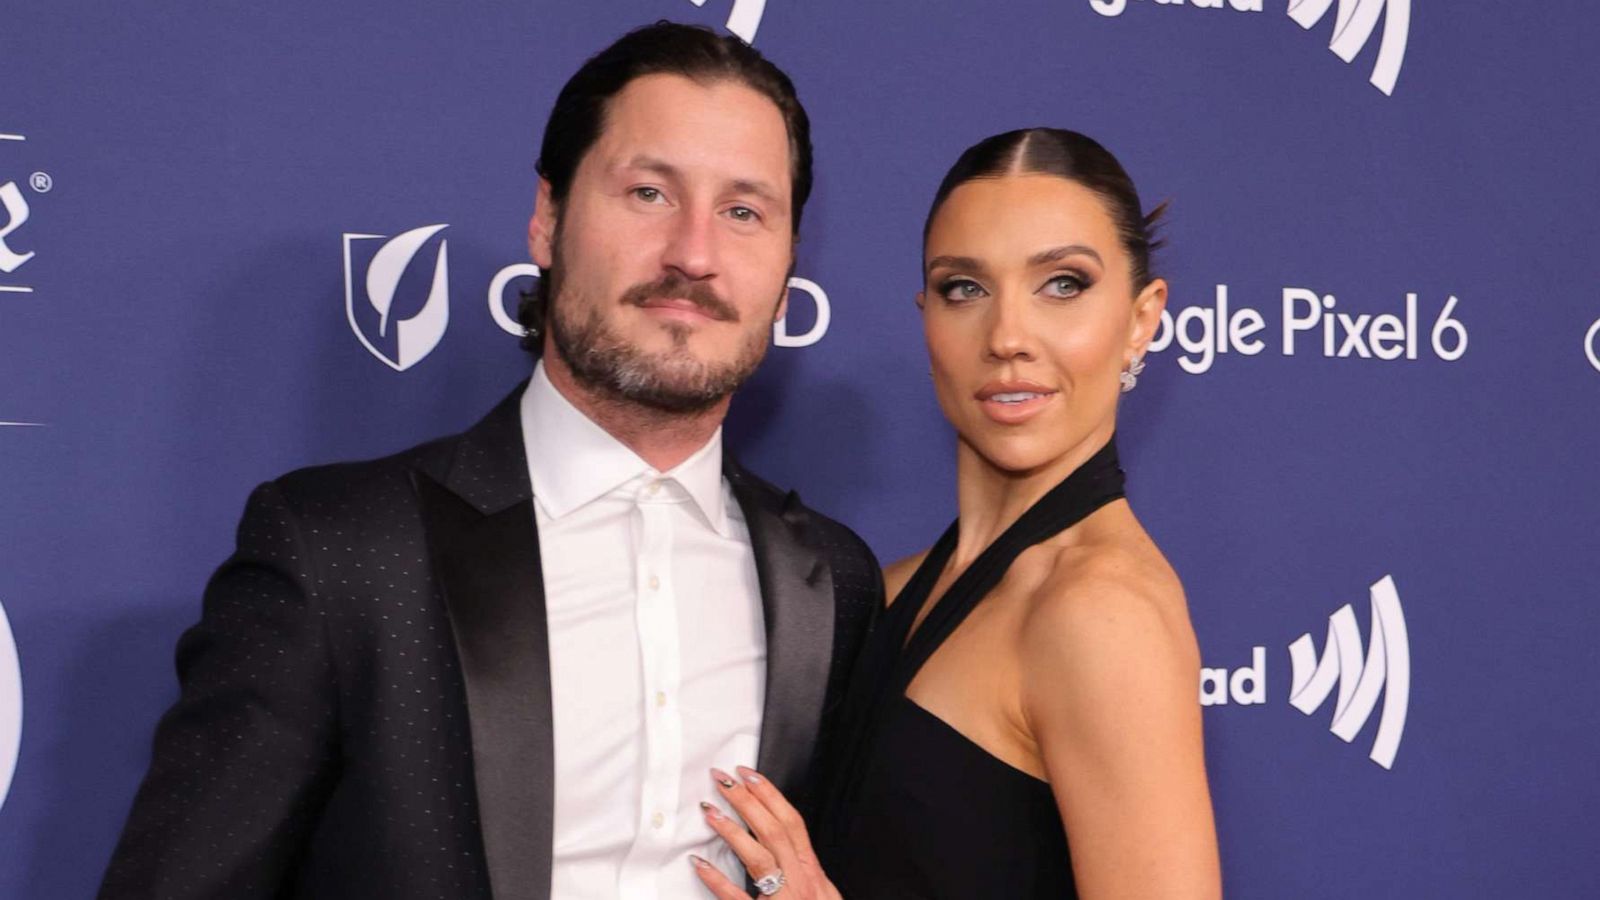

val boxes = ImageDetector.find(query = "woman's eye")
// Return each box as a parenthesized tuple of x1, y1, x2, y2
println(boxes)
(939, 279, 986, 302)
(1044, 274, 1086, 298)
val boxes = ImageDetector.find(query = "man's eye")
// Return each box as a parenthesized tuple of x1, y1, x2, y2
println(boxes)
(728, 206, 760, 223)
(633, 187, 664, 203)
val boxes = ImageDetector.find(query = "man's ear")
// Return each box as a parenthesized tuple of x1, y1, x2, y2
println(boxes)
(774, 257, 797, 322)
(528, 177, 557, 268)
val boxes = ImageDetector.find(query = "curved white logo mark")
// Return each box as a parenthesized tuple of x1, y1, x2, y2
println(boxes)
(1288, 575, 1410, 769)
(686, 0, 767, 42)
(1086, 0, 1408, 95)
(487, 263, 542, 337)
(1585, 317, 1600, 374)
(0, 181, 34, 274)
(343, 225, 451, 372)
(774, 277, 830, 347)
(1288, 0, 1411, 95)
(0, 599, 22, 810)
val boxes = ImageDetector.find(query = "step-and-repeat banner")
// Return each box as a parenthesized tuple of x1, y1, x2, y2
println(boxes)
(4, 1, 1598, 896)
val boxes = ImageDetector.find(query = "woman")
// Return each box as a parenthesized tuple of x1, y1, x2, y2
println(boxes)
(691, 128, 1221, 899)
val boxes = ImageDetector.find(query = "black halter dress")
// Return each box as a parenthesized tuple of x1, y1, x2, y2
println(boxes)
(818, 439, 1126, 899)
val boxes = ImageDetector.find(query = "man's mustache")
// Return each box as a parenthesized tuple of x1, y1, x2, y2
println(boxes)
(620, 274, 739, 323)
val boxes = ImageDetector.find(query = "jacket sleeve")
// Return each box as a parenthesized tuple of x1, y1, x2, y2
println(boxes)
(99, 481, 340, 899)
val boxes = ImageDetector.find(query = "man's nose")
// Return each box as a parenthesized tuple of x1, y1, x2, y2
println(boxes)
(660, 207, 719, 281)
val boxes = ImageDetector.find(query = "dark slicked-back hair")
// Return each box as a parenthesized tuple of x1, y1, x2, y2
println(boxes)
(537, 21, 812, 222)
(924, 128, 1167, 291)
(519, 20, 814, 349)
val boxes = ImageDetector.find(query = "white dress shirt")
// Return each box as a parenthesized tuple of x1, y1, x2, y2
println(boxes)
(521, 361, 767, 900)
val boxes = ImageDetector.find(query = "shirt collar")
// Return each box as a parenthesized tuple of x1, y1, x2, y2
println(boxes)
(520, 360, 730, 535)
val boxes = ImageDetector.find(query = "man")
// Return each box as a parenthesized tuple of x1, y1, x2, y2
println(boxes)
(100, 22, 881, 900)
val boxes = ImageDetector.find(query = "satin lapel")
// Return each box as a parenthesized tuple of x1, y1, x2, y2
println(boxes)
(414, 385, 552, 900)
(729, 465, 835, 799)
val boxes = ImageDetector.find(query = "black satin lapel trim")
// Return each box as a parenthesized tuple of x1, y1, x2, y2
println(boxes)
(433, 381, 533, 516)
(416, 472, 552, 900)
(737, 483, 835, 798)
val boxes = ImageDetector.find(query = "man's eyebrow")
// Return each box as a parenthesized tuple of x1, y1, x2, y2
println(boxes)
(618, 156, 783, 207)
(619, 155, 680, 179)
(729, 178, 783, 207)
(925, 255, 989, 275)
(1028, 244, 1103, 268)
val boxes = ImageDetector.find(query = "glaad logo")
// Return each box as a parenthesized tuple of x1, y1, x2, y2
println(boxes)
(1288, 575, 1410, 769)
(1087, 0, 1410, 95)
(684, 0, 767, 43)
(1091, 0, 1262, 15)
(343, 225, 451, 372)
(1585, 317, 1600, 374)
(0, 598, 22, 810)
(1288, 0, 1411, 96)
(1200, 575, 1411, 770)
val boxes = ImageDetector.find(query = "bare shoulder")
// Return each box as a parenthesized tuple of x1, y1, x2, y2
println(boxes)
(1019, 534, 1198, 685)
(882, 551, 930, 607)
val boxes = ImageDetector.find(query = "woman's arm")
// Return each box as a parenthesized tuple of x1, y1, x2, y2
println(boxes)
(1021, 553, 1221, 899)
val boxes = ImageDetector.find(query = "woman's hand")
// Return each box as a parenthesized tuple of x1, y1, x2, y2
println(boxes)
(691, 766, 842, 900)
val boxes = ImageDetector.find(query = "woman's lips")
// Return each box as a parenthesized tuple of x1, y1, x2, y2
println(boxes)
(975, 382, 1058, 425)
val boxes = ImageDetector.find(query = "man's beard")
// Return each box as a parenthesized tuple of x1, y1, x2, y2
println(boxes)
(545, 244, 779, 415)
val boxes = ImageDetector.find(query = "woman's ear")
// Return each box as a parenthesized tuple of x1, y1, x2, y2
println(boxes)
(1128, 277, 1168, 359)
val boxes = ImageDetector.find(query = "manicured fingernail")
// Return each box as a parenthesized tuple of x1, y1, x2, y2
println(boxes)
(736, 766, 764, 784)
(689, 854, 712, 869)
(711, 768, 737, 789)
(699, 800, 724, 820)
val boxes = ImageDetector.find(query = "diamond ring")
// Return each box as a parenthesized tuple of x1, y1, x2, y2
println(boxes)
(754, 869, 786, 896)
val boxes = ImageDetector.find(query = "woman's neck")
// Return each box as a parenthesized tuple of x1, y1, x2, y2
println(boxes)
(950, 423, 1117, 570)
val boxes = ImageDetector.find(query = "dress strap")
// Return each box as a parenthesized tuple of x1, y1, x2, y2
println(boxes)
(817, 437, 1126, 843)
(892, 438, 1126, 691)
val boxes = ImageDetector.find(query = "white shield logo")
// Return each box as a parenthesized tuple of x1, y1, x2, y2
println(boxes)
(343, 224, 451, 371)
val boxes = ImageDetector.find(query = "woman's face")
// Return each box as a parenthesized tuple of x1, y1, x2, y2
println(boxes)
(920, 173, 1165, 475)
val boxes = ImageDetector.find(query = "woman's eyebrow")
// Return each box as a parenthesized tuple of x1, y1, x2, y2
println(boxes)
(1028, 244, 1103, 267)
(925, 255, 988, 274)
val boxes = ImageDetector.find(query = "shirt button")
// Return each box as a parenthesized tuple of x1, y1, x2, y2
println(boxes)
(648, 575, 660, 591)
(655, 691, 668, 708)
(651, 811, 665, 829)
(646, 481, 662, 497)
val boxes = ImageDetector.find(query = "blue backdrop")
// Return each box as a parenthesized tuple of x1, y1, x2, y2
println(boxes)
(4, 1, 1598, 896)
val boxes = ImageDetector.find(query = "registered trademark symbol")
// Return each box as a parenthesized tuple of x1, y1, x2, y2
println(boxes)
(29, 172, 51, 193)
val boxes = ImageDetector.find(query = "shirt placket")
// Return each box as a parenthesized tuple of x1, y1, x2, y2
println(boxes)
(617, 477, 685, 899)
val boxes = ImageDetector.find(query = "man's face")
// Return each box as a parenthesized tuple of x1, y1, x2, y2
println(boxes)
(529, 73, 795, 413)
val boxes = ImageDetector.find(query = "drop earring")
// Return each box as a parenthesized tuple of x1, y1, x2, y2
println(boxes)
(1120, 354, 1146, 393)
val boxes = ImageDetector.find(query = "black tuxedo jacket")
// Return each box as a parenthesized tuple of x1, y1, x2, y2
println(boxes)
(99, 387, 882, 900)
